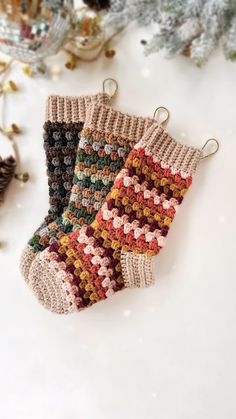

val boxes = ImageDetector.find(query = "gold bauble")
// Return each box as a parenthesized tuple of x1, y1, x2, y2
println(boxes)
(64, 7, 105, 61)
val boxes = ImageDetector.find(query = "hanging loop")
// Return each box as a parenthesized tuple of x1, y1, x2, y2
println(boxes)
(153, 106, 170, 127)
(102, 78, 118, 100)
(200, 138, 219, 160)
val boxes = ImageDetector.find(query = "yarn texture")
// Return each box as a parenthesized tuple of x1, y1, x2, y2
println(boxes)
(27, 104, 154, 250)
(20, 93, 109, 280)
(28, 122, 201, 314)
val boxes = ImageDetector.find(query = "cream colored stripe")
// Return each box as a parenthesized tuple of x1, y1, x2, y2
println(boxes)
(121, 253, 154, 288)
(137, 123, 202, 176)
(45, 93, 109, 123)
(84, 104, 155, 145)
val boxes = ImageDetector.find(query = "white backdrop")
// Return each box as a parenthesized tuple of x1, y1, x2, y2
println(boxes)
(0, 19, 236, 419)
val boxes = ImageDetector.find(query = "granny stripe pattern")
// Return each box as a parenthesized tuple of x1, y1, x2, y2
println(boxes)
(20, 93, 109, 280)
(28, 123, 202, 314)
(26, 104, 155, 252)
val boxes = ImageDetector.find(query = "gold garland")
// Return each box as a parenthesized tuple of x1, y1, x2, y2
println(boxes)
(0, 59, 29, 204)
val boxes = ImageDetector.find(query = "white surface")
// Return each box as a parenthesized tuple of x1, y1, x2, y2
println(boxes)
(0, 25, 236, 419)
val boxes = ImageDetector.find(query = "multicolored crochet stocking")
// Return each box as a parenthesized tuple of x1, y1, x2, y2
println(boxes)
(23, 103, 155, 285)
(28, 122, 202, 314)
(20, 93, 109, 280)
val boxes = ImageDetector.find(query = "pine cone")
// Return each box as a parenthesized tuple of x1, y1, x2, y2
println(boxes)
(83, 0, 110, 11)
(0, 155, 16, 202)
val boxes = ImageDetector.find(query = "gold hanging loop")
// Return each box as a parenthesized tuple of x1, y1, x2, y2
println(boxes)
(102, 78, 118, 100)
(200, 138, 219, 160)
(153, 106, 170, 127)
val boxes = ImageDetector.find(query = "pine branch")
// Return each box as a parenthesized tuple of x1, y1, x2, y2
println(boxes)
(106, 0, 236, 64)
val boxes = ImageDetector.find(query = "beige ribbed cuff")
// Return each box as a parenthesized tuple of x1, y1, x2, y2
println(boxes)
(121, 253, 154, 288)
(45, 93, 109, 123)
(84, 104, 155, 145)
(138, 123, 202, 176)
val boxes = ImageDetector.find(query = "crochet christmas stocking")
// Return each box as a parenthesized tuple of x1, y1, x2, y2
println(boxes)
(20, 93, 109, 280)
(59, 104, 154, 230)
(28, 122, 202, 314)
(22, 103, 155, 284)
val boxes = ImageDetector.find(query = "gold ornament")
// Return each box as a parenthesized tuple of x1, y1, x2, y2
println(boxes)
(65, 54, 78, 70)
(22, 61, 47, 77)
(0, 80, 18, 94)
(64, 7, 105, 61)
(4, 124, 22, 138)
(22, 66, 34, 78)
(15, 172, 30, 183)
(105, 48, 116, 58)
(5, 80, 18, 92)
(0, 57, 29, 238)
(0, 61, 8, 74)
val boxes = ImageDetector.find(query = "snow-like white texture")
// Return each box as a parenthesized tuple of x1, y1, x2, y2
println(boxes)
(106, 0, 236, 65)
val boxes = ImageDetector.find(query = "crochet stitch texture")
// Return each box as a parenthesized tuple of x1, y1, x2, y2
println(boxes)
(20, 93, 109, 280)
(28, 123, 202, 314)
(21, 101, 155, 282)
(29, 103, 154, 248)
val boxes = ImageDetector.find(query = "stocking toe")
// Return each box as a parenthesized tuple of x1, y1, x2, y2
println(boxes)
(28, 251, 76, 314)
